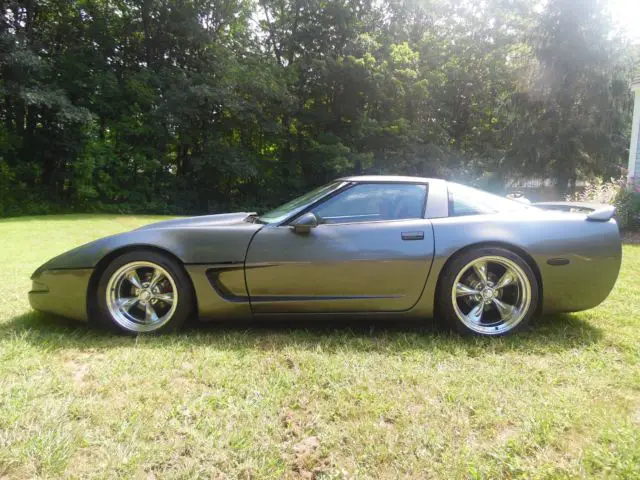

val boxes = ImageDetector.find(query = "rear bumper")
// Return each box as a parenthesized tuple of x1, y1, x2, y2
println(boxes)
(29, 269, 93, 321)
(538, 220, 622, 314)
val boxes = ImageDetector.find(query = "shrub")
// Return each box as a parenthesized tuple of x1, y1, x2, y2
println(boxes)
(616, 183, 640, 231)
(570, 177, 640, 230)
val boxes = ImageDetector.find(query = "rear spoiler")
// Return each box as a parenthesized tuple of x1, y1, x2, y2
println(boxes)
(533, 202, 616, 222)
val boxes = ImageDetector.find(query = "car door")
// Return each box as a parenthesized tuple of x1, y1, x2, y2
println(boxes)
(244, 182, 435, 313)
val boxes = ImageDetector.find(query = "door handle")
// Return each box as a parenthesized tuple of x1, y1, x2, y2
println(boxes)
(401, 231, 424, 241)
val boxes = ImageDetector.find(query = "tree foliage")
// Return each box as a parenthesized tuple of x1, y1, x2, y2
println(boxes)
(0, 0, 636, 216)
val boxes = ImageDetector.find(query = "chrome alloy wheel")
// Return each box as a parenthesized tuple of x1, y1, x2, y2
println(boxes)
(451, 255, 532, 335)
(106, 261, 178, 333)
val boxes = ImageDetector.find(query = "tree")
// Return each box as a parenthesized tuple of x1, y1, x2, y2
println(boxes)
(505, 0, 632, 196)
(0, 0, 635, 215)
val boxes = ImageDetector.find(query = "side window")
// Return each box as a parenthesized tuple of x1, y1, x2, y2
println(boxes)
(312, 183, 427, 224)
(448, 191, 484, 217)
(446, 182, 532, 217)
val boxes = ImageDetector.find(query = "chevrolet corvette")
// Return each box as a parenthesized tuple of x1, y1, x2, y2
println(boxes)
(29, 176, 622, 336)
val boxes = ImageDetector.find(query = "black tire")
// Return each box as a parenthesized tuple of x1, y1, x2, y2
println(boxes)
(95, 250, 194, 334)
(435, 247, 539, 336)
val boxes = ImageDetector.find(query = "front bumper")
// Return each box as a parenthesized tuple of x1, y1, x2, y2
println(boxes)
(29, 269, 93, 321)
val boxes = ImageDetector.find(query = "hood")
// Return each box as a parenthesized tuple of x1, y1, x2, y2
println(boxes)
(135, 212, 256, 230)
(32, 212, 262, 277)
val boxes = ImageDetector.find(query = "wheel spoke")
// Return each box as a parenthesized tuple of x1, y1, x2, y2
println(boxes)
(125, 270, 143, 289)
(456, 283, 480, 297)
(154, 292, 174, 304)
(145, 303, 159, 323)
(492, 298, 516, 319)
(495, 270, 516, 290)
(473, 262, 488, 285)
(149, 269, 165, 289)
(466, 300, 485, 323)
(117, 297, 139, 312)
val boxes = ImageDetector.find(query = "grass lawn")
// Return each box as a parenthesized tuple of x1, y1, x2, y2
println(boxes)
(0, 215, 639, 479)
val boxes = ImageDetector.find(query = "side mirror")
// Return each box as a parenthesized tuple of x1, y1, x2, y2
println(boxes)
(290, 212, 319, 234)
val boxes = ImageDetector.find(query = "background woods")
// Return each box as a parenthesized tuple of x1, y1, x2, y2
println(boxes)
(0, 0, 637, 216)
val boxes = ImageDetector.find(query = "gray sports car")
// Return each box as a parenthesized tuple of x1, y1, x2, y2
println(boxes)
(29, 176, 622, 336)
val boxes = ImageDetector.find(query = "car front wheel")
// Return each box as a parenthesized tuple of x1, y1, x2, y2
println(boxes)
(436, 247, 539, 336)
(95, 251, 194, 334)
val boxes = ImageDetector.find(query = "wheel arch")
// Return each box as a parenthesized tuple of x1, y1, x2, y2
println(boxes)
(86, 245, 198, 324)
(434, 241, 543, 311)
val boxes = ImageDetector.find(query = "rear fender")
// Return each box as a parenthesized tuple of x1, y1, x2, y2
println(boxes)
(413, 212, 621, 317)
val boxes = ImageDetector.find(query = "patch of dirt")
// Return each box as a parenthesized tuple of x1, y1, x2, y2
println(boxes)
(290, 436, 329, 480)
(280, 409, 299, 434)
(66, 447, 108, 478)
(280, 405, 331, 479)
(65, 360, 90, 386)
(632, 406, 640, 425)
(293, 436, 320, 456)
(496, 425, 519, 444)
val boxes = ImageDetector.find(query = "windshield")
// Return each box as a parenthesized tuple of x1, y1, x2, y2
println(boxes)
(448, 182, 537, 216)
(259, 181, 345, 224)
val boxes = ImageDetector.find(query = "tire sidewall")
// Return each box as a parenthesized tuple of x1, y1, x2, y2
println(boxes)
(94, 250, 194, 334)
(436, 247, 539, 336)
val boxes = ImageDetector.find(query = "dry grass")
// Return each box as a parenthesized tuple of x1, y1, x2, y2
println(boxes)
(0, 215, 639, 479)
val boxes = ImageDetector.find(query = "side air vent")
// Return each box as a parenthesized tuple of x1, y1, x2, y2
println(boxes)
(546, 258, 570, 266)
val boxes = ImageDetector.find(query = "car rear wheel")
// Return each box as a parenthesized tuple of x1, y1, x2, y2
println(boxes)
(95, 251, 194, 334)
(436, 247, 538, 336)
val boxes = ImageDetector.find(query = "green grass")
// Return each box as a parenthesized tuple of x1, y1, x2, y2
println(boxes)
(1, 215, 639, 479)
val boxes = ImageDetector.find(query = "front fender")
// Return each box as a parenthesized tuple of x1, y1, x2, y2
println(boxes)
(32, 223, 263, 277)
